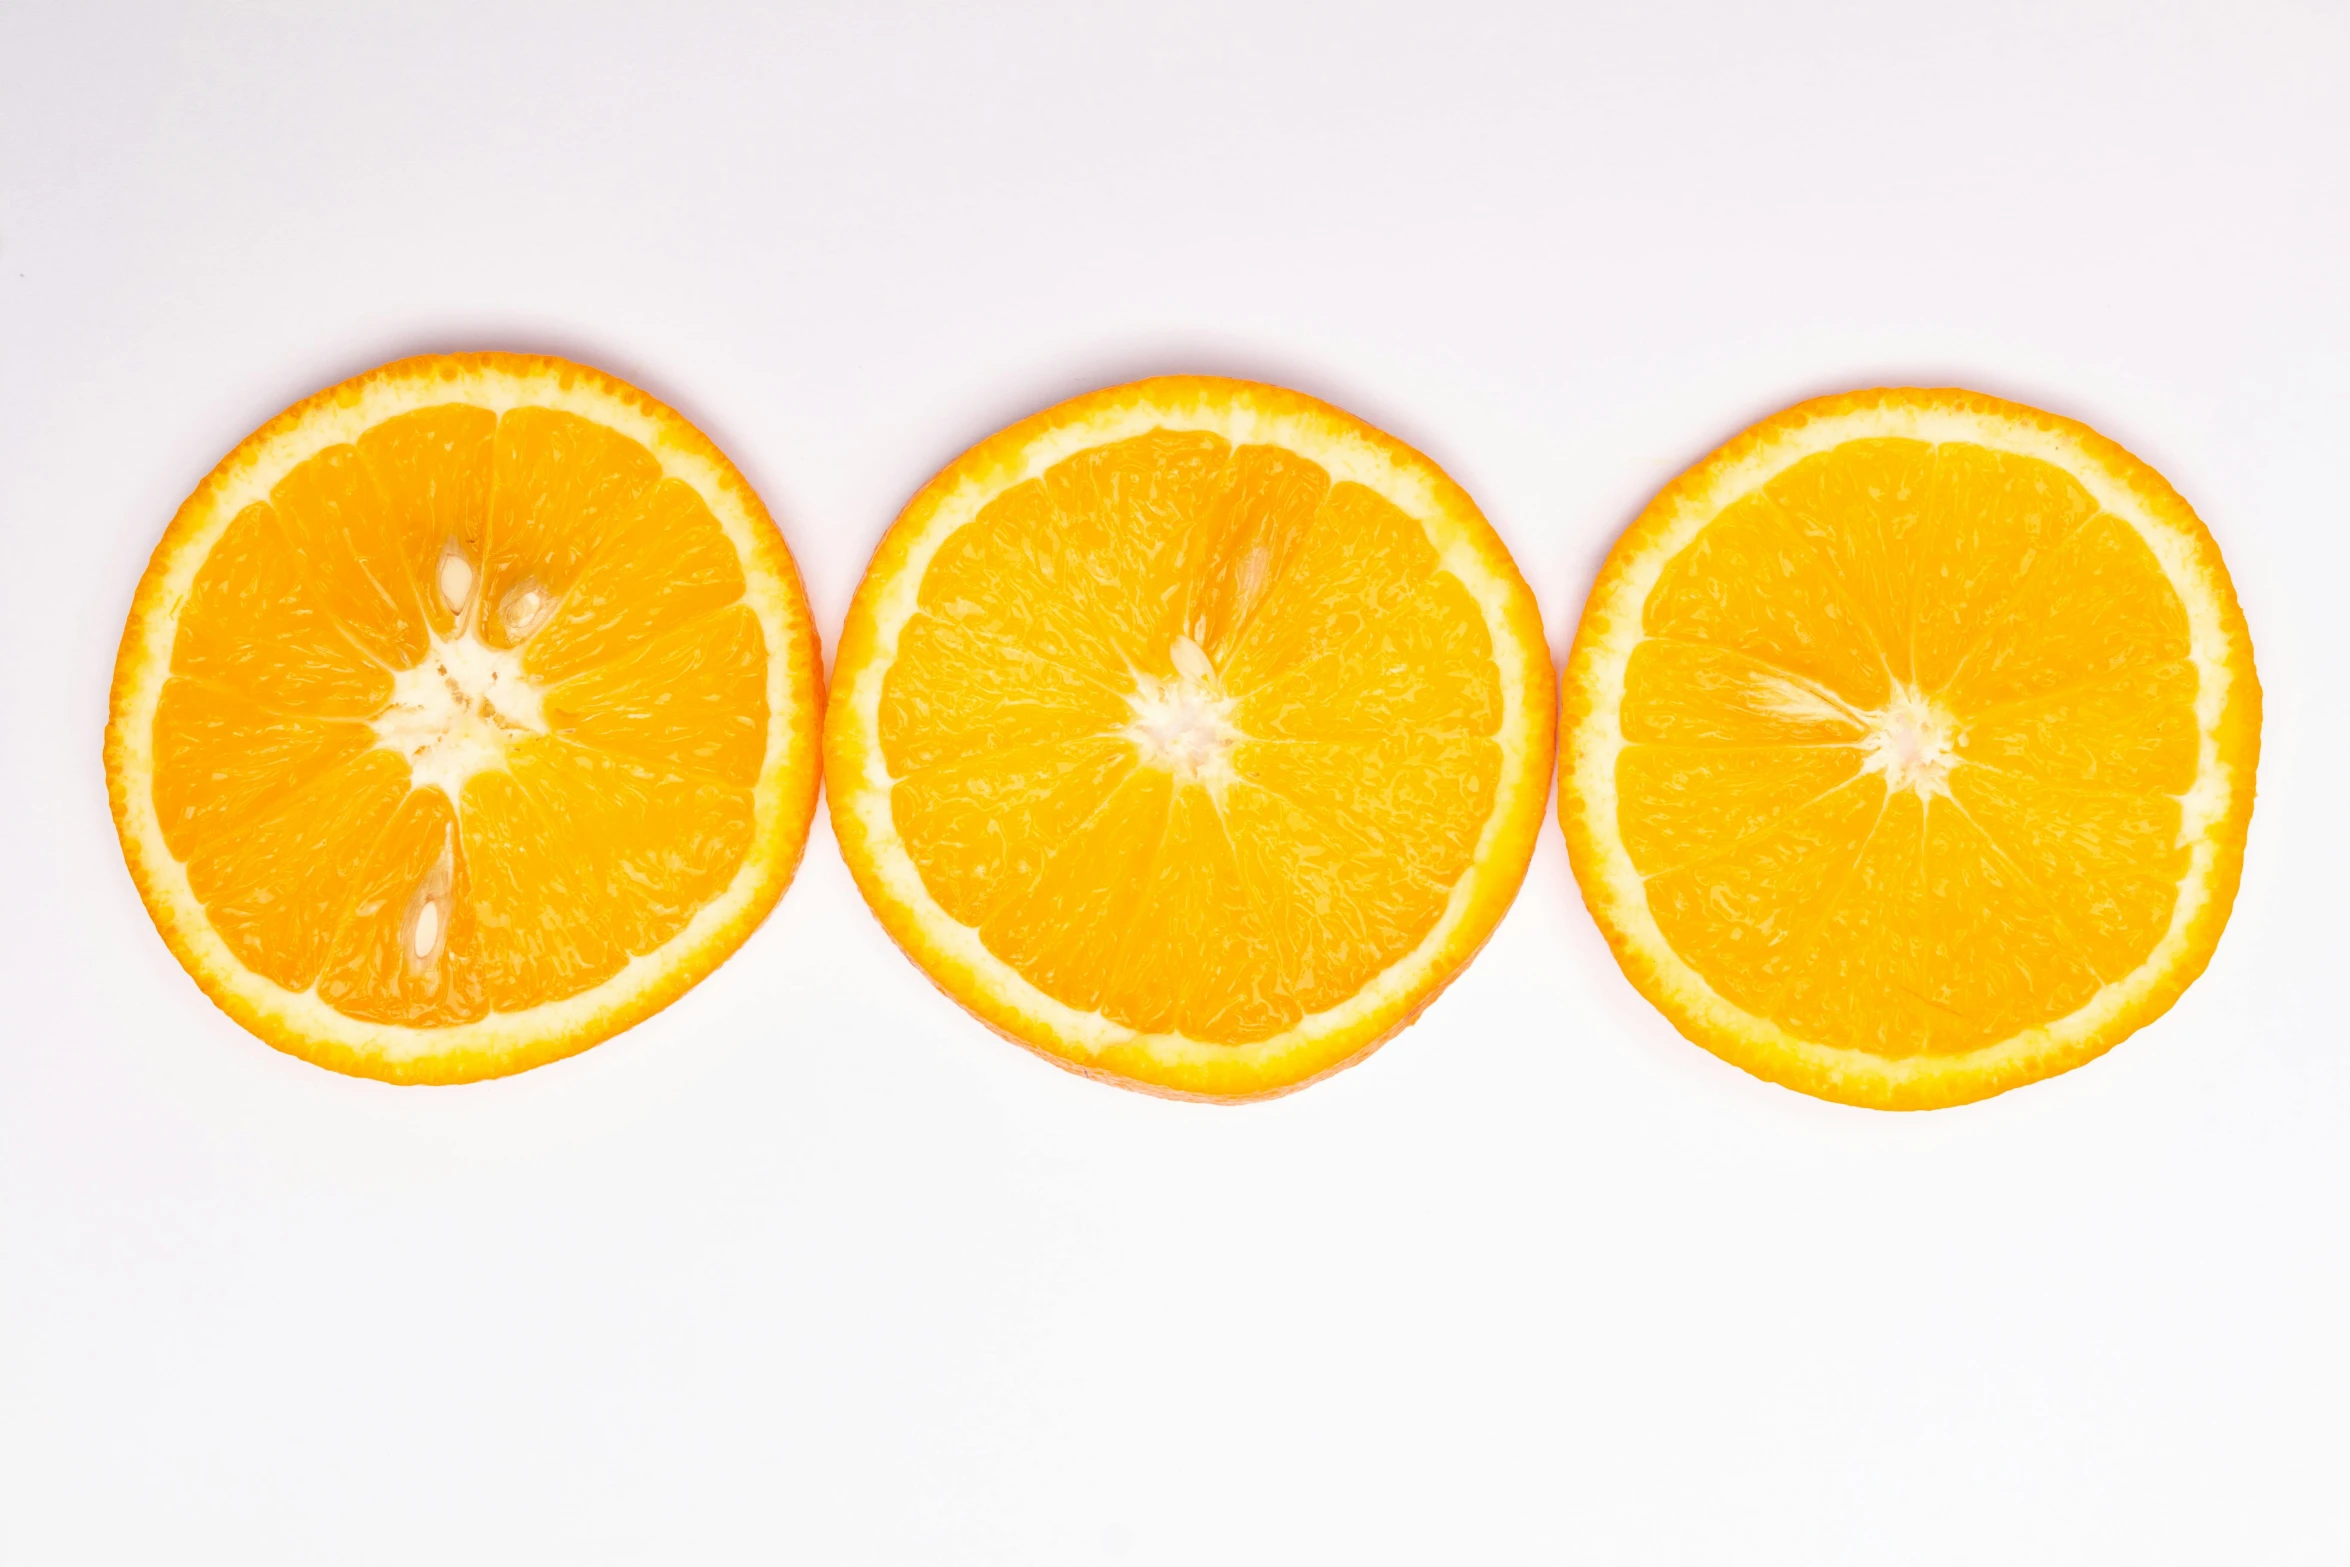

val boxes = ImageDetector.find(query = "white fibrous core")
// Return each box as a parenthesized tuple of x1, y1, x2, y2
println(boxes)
(1860, 686, 1961, 801)
(373, 546, 558, 963)
(374, 545, 553, 805)
(1126, 634, 1239, 785)
(373, 634, 548, 800)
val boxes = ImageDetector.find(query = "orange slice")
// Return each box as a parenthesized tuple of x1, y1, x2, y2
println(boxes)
(827, 377, 1554, 1100)
(1561, 388, 2259, 1108)
(106, 353, 824, 1082)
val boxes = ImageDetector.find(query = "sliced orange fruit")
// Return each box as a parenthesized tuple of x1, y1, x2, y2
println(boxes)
(827, 377, 1554, 1099)
(106, 353, 823, 1082)
(1561, 388, 2259, 1109)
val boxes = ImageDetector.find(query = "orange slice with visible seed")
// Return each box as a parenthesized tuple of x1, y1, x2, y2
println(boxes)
(1561, 388, 2259, 1108)
(826, 377, 1555, 1100)
(107, 353, 823, 1082)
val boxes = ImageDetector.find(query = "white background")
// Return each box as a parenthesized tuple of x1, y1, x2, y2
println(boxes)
(4, 2, 2345, 1562)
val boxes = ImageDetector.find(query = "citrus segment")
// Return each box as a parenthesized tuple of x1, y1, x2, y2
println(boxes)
(523, 478, 746, 684)
(541, 605, 771, 783)
(1955, 660, 2199, 790)
(479, 407, 662, 648)
(1615, 743, 1864, 875)
(977, 765, 1177, 1018)
(108, 353, 823, 1082)
(150, 681, 376, 858)
(1561, 388, 2259, 1108)
(1939, 511, 2190, 711)
(354, 405, 494, 641)
(172, 501, 395, 717)
(316, 785, 483, 1027)
(828, 377, 1554, 1100)
(182, 748, 415, 993)
(270, 444, 432, 668)
(890, 738, 1140, 929)
(1640, 489, 1893, 709)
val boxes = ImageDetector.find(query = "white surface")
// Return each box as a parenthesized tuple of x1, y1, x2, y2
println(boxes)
(3, 3, 2345, 1561)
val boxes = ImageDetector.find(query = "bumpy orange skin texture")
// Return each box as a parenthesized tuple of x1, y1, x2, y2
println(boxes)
(1561, 388, 2259, 1109)
(827, 377, 1555, 1101)
(107, 353, 824, 1083)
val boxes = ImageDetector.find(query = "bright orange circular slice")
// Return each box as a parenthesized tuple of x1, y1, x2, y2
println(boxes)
(1561, 388, 2259, 1109)
(107, 353, 824, 1082)
(827, 377, 1554, 1100)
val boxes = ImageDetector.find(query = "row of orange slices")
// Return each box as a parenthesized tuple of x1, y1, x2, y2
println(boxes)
(106, 355, 2259, 1109)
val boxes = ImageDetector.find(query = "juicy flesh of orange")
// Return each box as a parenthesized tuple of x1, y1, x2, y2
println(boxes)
(1622, 437, 2196, 1058)
(881, 430, 1503, 1045)
(156, 405, 767, 1025)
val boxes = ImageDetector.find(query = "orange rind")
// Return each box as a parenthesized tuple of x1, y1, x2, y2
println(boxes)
(107, 353, 823, 1082)
(827, 377, 1554, 1099)
(1560, 388, 2259, 1108)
